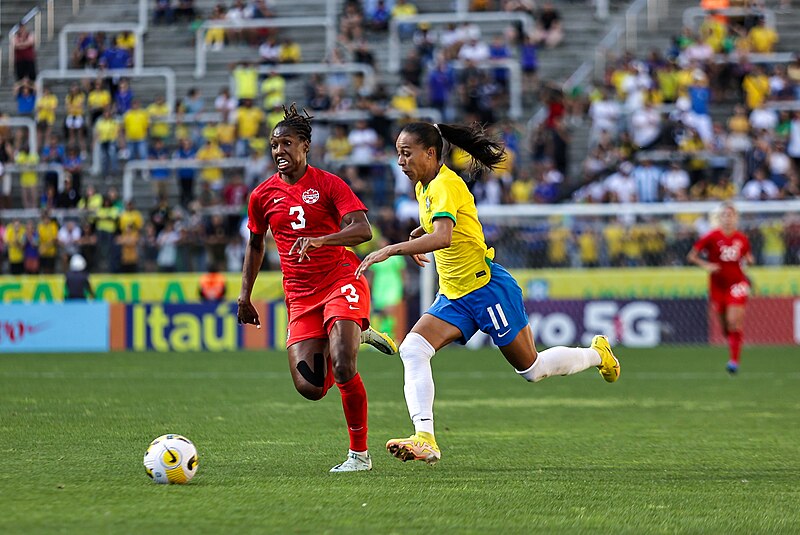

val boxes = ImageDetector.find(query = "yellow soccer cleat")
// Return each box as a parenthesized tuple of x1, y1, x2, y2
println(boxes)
(361, 327, 398, 355)
(386, 431, 441, 465)
(592, 335, 620, 383)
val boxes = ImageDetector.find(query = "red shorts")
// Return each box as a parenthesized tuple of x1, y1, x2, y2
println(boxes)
(710, 280, 750, 313)
(285, 275, 371, 347)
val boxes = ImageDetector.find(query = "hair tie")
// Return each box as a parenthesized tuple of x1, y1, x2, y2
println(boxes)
(433, 123, 449, 164)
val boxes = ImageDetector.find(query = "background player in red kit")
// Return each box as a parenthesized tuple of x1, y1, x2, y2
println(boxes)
(237, 105, 397, 472)
(688, 202, 754, 375)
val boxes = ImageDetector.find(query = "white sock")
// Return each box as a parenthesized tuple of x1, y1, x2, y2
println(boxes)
(517, 346, 601, 383)
(399, 332, 436, 436)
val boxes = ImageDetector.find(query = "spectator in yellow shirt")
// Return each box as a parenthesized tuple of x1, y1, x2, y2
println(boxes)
(742, 65, 770, 110)
(391, 0, 418, 39)
(278, 38, 302, 64)
(147, 94, 171, 140)
(747, 18, 778, 53)
(94, 107, 120, 177)
(232, 61, 259, 102)
(260, 72, 286, 110)
(118, 199, 144, 232)
(122, 100, 150, 160)
(116, 30, 136, 51)
(87, 78, 111, 125)
(205, 6, 226, 51)
(197, 138, 225, 190)
(16, 145, 39, 209)
(35, 85, 58, 149)
(65, 83, 87, 153)
(4, 219, 25, 274)
(324, 124, 352, 163)
(234, 99, 264, 156)
(216, 121, 237, 156)
(37, 210, 59, 274)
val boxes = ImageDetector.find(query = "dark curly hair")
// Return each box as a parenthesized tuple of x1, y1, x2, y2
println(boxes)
(273, 103, 314, 143)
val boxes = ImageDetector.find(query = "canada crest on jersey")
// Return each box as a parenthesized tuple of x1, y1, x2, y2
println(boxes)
(302, 188, 320, 204)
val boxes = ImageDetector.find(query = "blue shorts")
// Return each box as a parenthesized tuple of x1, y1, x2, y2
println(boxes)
(427, 262, 529, 347)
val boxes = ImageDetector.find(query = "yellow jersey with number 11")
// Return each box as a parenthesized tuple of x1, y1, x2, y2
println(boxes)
(415, 164, 494, 299)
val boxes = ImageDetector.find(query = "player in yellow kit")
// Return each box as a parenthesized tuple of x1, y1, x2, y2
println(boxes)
(356, 122, 621, 464)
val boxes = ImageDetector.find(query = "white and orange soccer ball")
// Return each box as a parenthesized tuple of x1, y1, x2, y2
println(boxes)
(143, 434, 199, 484)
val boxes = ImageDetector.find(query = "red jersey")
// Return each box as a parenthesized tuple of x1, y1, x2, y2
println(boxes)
(247, 165, 367, 297)
(692, 229, 751, 292)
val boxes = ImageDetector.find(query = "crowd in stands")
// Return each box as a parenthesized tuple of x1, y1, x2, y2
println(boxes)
(568, 3, 800, 206)
(2, 0, 800, 277)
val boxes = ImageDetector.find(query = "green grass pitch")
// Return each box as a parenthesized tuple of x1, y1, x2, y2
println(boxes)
(1, 345, 799, 534)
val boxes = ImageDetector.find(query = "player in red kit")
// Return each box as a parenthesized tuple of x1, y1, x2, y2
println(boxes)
(237, 105, 397, 472)
(688, 202, 754, 375)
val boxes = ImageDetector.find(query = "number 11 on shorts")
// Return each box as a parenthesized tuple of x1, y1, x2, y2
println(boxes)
(487, 303, 508, 331)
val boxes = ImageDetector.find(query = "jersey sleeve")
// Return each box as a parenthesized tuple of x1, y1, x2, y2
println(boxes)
(741, 234, 752, 257)
(428, 178, 459, 225)
(247, 187, 269, 235)
(328, 173, 367, 220)
(692, 232, 710, 253)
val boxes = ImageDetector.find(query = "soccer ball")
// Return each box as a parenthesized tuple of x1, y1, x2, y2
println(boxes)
(143, 434, 199, 484)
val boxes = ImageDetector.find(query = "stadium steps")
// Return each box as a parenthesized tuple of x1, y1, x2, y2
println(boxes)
(566, 0, 800, 184)
(565, 0, 708, 183)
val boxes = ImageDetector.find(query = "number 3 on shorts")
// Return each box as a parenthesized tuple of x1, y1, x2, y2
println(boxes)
(340, 284, 360, 303)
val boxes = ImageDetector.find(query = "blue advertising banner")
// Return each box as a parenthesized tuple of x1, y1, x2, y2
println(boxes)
(0, 302, 110, 353)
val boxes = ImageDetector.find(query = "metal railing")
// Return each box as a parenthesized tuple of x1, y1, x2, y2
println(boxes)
(0, 116, 38, 154)
(683, 6, 776, 30)
(36, 67, 177, 119)
(2, 163, 66, 200)
(121, 158, 249, 201)
(388, 12, 535, 73)
(449, 59, 523, 120)
(313, 107, 443, 124)
(593, 0, 668, 83)
(194, 16, 337, 78)
(59, 23, 145, 73)
(230, 62, 378, 99)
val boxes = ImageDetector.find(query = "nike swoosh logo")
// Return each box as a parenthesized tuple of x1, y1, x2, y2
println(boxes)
(273, 197, 285, 203)
(349, 305, 359, 310)
(498, 329, 511, 338)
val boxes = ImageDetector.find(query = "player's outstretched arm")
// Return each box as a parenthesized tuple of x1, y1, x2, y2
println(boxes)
(237, 231, 265, 326)
(355, 218, 453, 278)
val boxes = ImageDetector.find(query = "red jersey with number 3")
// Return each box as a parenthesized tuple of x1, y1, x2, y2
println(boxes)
(692, 229, 751, 293)
(247, 165, 367, 297)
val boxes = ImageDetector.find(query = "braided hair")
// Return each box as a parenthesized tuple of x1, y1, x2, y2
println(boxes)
(274, 103, 314, 143)
(400, 122, 505, 181)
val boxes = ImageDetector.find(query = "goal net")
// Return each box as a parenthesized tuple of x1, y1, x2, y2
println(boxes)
(418, 201, 800, 348)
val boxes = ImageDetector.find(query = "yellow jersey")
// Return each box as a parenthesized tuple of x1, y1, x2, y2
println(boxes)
(38, 220, 59, 258)
(146, 102, 170, 139)
(123, 109, 150, 141)
(416, 164, 494, 299)
(88, 88, 111, 111)
(66, 93, 86, 116)
(36, 93, 58, 125)
(4, 224, 24, 263)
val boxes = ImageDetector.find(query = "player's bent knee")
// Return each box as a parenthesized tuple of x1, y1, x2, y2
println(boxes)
(399, 332, 436, 363)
